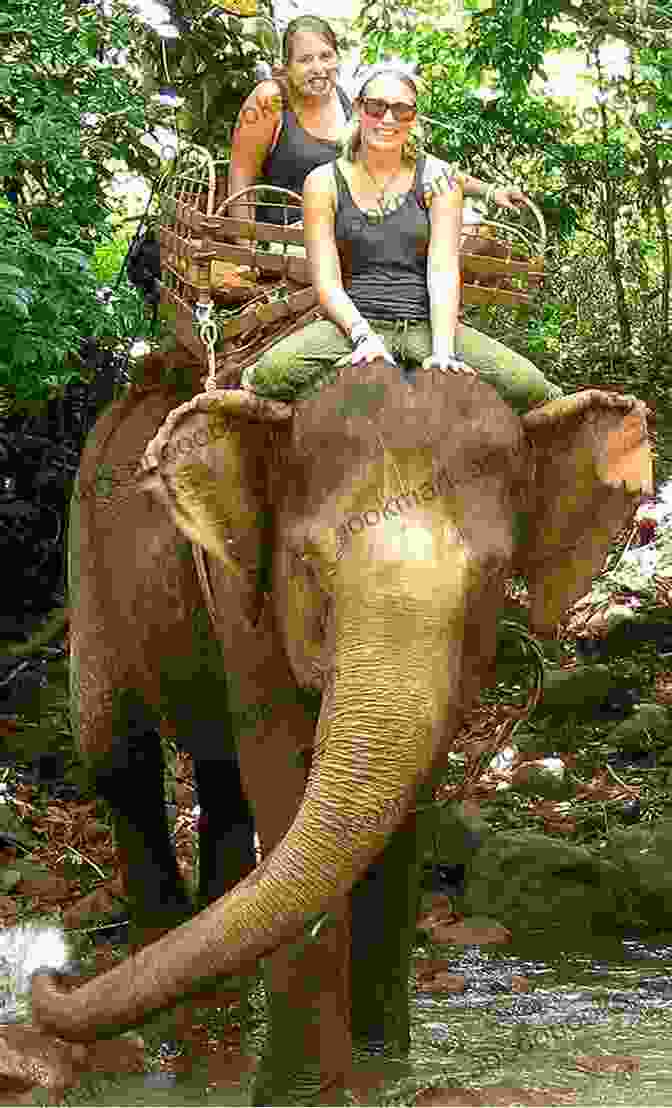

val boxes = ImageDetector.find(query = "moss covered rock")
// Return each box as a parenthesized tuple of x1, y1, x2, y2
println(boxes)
(462, 831, 635, 937)
(532, 664, 615, 718)
(606, 702, 672, 750)
(602, 819, 672, 926)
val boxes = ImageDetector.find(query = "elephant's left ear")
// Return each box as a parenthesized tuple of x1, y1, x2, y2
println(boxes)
(137, 389, 292, 619)
(513, 391, 653, 637)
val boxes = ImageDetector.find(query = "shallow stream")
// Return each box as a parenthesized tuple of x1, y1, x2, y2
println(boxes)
(2, 922, 672, 1104)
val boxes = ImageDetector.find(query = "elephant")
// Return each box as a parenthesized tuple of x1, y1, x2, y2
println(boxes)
(31, 350, 652, 1105)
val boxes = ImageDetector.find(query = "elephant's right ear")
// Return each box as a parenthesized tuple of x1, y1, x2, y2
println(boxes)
(137, 390, 292, 619)
(513, 392, 653, 637)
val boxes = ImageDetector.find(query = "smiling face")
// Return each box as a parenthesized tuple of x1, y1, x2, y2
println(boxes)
(356, 74, 417, 155)
(285, 29, 340, 102)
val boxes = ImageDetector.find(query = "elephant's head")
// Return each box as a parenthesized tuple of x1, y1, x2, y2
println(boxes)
(31, 361, 651, 1038)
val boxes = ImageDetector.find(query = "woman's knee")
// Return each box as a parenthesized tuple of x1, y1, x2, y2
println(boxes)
(457, 325, 561, 409)
(241, 319, 350, 396)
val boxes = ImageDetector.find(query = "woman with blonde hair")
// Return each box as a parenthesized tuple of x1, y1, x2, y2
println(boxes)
(241, 64, 562, 413)
(228, 19, 524, 225)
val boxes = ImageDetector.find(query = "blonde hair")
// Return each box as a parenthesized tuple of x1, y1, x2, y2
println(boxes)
(342, 67, 425, 165)
(281, 15, 339, 64)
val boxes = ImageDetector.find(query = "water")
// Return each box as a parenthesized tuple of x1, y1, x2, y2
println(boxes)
(406, 937, 672, 1106)
(3, 922, 672, 1104)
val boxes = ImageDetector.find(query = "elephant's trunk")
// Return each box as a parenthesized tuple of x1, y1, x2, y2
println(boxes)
(32, 589, 465, 1041)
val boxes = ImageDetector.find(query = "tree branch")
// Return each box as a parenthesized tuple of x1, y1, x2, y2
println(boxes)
(555, 0, 667, 49)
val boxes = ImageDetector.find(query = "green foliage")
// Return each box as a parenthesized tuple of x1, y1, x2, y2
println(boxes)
(141, 1, 279, 152)
(360, 0, 671, 419)
(0, 0, 162, 413)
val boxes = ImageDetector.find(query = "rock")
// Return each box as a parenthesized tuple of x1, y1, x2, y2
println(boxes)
(61, 880, 126, 929)
(174, 781, 193, 807)
(415, 958, 455, 980)
(0, 896, 17, 922)
(422, 972, 467, 993)
(0, 1088, 34, 1105)
(532, 665, 615, 718)
(462, 832, 634, 937)
(596, 686, 642, 721)
(0, 1025, 85, 1096)
(0, 1023, 145, 1100)
(85, 1033, 145, 1073)
(607, 702, 671, 749)
(584, 602, 638, 634)
(419, 801, 489, 868)
(602, 820, 672, 922)
(0, 870, 21, 895)
(574, 1054, 640, 1073)
(543, 817, 577, 835)
(607, 748, 655, 770)
(580, 615, 672, 662)
(13, 871, 69, 902)
(427, 916, 511, 946)
(417, 900, 461, 935)
(83, 820, 111, 843)
(510, 760, 569, 799)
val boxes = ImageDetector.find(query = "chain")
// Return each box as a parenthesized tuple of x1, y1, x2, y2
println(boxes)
(193, 301, 219, 392)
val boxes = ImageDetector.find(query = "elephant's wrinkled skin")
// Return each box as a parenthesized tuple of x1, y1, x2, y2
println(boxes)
(31, 354, 651, 1104)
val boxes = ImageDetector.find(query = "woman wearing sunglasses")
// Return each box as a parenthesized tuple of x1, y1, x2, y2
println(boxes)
(229, 19, 524, 229)
(242, 66, 562, 412)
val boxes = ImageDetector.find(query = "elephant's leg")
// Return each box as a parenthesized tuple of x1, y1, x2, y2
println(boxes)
(236, 703, 352, 1106)
(91, 711, 192, 948)
(349, 806, 425, 1057)
(162, 755, 257, 1045)
(191, 755, 256, 907)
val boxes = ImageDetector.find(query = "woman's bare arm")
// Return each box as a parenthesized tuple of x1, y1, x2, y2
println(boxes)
(303, 165, 363, 337)
(228, 80, 283, 224)
(426, 172, 476, 371)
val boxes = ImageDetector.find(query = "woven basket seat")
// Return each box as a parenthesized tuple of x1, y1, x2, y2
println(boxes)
(157, 147, 548, 390)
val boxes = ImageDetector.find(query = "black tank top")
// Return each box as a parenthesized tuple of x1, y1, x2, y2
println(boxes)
(258, 84, 352, 225)
(333, 157, 430, 321)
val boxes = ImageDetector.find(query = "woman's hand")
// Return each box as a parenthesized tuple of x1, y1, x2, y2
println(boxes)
(351, 332, 397, 366)
(422, 352, 478, 376)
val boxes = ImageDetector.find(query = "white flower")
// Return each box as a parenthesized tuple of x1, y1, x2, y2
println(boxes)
(130, 340, 152, 358)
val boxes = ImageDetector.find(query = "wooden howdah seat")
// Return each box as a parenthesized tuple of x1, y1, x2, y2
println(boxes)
(157, 147, 547, 391)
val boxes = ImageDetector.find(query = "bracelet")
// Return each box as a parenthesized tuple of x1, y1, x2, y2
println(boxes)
(353, 333, 372, 349)
(484, 183, 497, 207)
(349, 319, 372, 346)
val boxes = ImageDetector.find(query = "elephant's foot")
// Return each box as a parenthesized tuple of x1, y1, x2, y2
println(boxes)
(251, 1060, 348, 1106)
(352, 1020, 411, 1061)
(522, 389, 640, 431)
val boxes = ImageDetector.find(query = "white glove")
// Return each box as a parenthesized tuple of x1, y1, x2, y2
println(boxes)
(422, 351, 478, 376)
(351, 331, 397, 367)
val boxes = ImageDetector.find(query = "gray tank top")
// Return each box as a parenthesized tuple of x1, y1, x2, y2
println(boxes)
(258, 84, 352, 225)
(333, 157, 430, 320)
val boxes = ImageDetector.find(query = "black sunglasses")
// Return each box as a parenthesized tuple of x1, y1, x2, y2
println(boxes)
(360, 97, 417, 123)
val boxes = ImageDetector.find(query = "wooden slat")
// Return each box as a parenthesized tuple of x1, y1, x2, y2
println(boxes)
(460, 253, 543, 278)
(462, 284, 532, 307)
(194, 245, 310, 285)
(160, 227, 308, 280)
(167, 201, 303, 244)
(208, 216, 305, 246)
